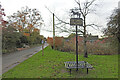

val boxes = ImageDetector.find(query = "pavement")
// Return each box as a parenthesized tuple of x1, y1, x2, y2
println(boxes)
(2, 43, 48, 74)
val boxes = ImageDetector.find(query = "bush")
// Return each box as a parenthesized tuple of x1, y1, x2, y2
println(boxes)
(2, 26, 44, 54)
(57, 38, 118, 55)
(87, 42, 118, 55)
(60, 41, 75, 52)
(47, 37, 64, 49)
(2, 26, 22, 53)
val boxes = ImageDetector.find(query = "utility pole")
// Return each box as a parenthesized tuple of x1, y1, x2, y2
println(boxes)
(53, 13, 55, 49)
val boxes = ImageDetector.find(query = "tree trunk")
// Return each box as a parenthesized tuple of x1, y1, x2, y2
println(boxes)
(83, 16, 88, 58)
(83, 35, 88, 58)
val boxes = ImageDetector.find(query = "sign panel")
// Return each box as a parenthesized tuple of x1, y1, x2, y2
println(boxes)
(70, 18, 83, 26)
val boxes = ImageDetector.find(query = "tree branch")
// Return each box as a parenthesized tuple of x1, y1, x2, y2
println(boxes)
(75, 0, 85, 17)
(86, 0, 96, 9)
(86, 24, 101, 31)
(45, 6, 70, 24)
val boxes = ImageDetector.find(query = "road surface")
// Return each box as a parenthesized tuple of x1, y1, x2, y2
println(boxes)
(2, 43, 48, 74)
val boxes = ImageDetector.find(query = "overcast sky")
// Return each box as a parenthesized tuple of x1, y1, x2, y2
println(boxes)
(1, 0, 119, 38)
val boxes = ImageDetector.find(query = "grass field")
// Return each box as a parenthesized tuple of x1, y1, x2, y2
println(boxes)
(3, 46, 118, 78)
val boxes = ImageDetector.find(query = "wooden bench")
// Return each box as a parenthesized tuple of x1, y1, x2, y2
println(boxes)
(64, 61, 93, 74)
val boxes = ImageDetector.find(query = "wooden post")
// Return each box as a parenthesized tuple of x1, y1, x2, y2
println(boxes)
(42, 40, 44, 56)
(42, 44, 44, 56)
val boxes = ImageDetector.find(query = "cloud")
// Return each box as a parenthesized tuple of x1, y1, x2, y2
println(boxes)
(1, 0, 119, 37)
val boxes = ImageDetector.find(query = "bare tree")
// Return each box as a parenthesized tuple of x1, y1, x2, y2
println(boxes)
(74, 0, 97, 58)
(45, 0, 99, 58)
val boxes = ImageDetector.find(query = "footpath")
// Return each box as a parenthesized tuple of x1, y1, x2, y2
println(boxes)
(2, 43, 48, 74)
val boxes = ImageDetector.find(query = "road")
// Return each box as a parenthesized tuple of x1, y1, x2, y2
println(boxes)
(2, 43, 48, 74)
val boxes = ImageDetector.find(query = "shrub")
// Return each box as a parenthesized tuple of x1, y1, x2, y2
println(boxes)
(47, 37, 64, 49)
(57, 38, 118, 55)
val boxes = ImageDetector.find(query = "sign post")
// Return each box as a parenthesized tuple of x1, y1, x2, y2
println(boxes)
(42, 40, 44, 56)
(70, 18, 83, 71)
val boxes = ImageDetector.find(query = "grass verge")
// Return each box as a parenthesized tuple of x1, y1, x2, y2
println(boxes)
(3, 46, 118, 78)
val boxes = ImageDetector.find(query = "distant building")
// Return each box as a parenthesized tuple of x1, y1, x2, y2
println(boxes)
(47, 37, 64, 48)
(87, 35, 98, 43)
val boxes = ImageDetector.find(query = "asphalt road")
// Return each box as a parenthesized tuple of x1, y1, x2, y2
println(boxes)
(2, 43, 48, 74)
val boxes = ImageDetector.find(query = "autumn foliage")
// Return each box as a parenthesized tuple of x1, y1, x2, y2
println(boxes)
(23, 33, 30, 36)
(33, 28, 39, 33)
(2, 6, 44, 54)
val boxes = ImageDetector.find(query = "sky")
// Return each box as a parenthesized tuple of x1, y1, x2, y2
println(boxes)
(1, 0, 119, 38)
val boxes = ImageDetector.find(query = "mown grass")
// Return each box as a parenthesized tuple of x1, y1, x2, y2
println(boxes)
(3, 46, 118, 78)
